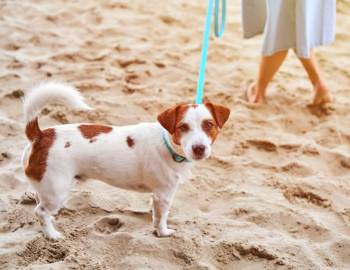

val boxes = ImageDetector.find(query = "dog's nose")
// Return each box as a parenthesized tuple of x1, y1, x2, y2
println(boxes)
(192, 144, 206, 157)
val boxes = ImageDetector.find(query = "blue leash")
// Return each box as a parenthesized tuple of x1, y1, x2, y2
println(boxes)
(195, 0, 226, 104)
(162, 1, 226, 163)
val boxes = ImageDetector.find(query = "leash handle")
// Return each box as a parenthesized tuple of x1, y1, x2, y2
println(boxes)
(195, 0, 226, 104)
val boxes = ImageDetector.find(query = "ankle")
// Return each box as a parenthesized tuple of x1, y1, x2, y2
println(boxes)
(314, 82, 329, 93)
(255, 84, 266, 97)
(311, 76, 326, 89)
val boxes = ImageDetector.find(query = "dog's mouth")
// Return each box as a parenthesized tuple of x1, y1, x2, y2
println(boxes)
(192, 156, 205, 161)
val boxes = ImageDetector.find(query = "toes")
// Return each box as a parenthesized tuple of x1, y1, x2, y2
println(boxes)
(44, 230, 62, 241)
(313, 93, 332, 106)
(155, 228, 175, 237)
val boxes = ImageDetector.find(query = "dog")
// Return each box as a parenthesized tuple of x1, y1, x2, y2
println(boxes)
(21, 82, 230, 240)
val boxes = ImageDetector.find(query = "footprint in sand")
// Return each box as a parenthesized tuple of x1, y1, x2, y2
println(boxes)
(19, 192, 37, 205)
(0, 152, 10, 164)
(118, 59, 146, 68)
(283, 186, 331, 208)
(4, 89, 24, 99)
(50, 111, 69, 124)
(159, 15, 182, 26)
(213, 241, 277, 265)
(125, 73, 140, 84)
(94, 216, 123, 235)
(280, 161, 314, 177)
(246, 139, 277, 152)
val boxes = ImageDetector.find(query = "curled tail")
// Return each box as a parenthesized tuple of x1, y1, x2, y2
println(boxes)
(24, 81, 92, 142)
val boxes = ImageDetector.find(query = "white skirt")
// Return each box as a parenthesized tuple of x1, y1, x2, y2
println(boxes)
(241, 0, 336, 58)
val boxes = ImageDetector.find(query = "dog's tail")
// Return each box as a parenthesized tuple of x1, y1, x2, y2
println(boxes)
(24, 81, 92, 142)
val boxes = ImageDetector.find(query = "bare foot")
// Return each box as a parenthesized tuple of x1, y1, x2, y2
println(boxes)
(245, 82, 265, 104)
(313, 83, 332, 106)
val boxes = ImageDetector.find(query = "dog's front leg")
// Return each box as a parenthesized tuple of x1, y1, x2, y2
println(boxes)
(152, 187, 177, 237)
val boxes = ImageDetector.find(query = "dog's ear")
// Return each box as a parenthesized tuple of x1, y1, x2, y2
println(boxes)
(157, 105, 179, 134)
(205, 103, 230, 128)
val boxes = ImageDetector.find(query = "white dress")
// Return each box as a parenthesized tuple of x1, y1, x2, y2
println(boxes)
(241, 0, 336, 58)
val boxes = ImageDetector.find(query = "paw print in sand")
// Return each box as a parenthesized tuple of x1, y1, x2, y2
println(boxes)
(94, 216, 123, 235)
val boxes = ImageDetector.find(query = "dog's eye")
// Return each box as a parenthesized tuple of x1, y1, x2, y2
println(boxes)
(178, 123, 190, 132)
(202, 120, 214, 130)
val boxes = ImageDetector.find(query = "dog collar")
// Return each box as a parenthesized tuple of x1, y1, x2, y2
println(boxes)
(162, 133, 190, 163)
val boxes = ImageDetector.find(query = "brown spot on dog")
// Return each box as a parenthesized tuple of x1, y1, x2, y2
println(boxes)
(157, 104, 193, 145)
(126, 136, 134, 148)
(78, 124, 112, 140)
(25, 128, 56, 181)
(205, 103, 230, 128)
(25, 118, 41, 142)
(89, 138, 97, 143)
(137, 183, 150, 192)
(64, 142, 70, 148)
(202, 119, 219, 143)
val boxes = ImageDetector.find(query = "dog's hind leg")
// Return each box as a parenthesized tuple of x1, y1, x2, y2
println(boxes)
(31, 172, 74, 240)
(34, 201, 62, 240)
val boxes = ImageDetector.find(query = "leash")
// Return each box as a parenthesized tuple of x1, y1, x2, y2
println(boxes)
(195, 0, 226, 104)
(161, 1, 226, 163)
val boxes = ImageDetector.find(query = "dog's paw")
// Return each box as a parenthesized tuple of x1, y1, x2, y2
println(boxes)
(44, 229, 63, 241)
(155, 228, 175, 237)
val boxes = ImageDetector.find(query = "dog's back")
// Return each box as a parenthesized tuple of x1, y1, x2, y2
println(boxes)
(22, 82, 168, 188)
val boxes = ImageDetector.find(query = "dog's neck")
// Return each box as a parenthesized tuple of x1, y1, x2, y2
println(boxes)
(162, 130, 188, 162)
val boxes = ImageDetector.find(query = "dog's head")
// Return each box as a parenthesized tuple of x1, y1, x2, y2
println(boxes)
(157, 103, 230, 161)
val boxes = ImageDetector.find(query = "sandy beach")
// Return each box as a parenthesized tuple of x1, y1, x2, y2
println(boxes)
(0, 0, 350, 269)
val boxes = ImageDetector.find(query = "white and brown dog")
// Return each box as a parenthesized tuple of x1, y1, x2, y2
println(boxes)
(22, 82, 230, 240)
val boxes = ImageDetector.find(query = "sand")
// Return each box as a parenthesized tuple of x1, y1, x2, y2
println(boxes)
(0, 0, 350, 269)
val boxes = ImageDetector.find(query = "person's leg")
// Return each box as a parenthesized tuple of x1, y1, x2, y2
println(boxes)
(298, 49, 332, 105)
(247, 50, 288, 104)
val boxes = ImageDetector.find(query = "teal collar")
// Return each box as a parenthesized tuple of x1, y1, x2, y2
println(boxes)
(162, 133, 190, 163)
